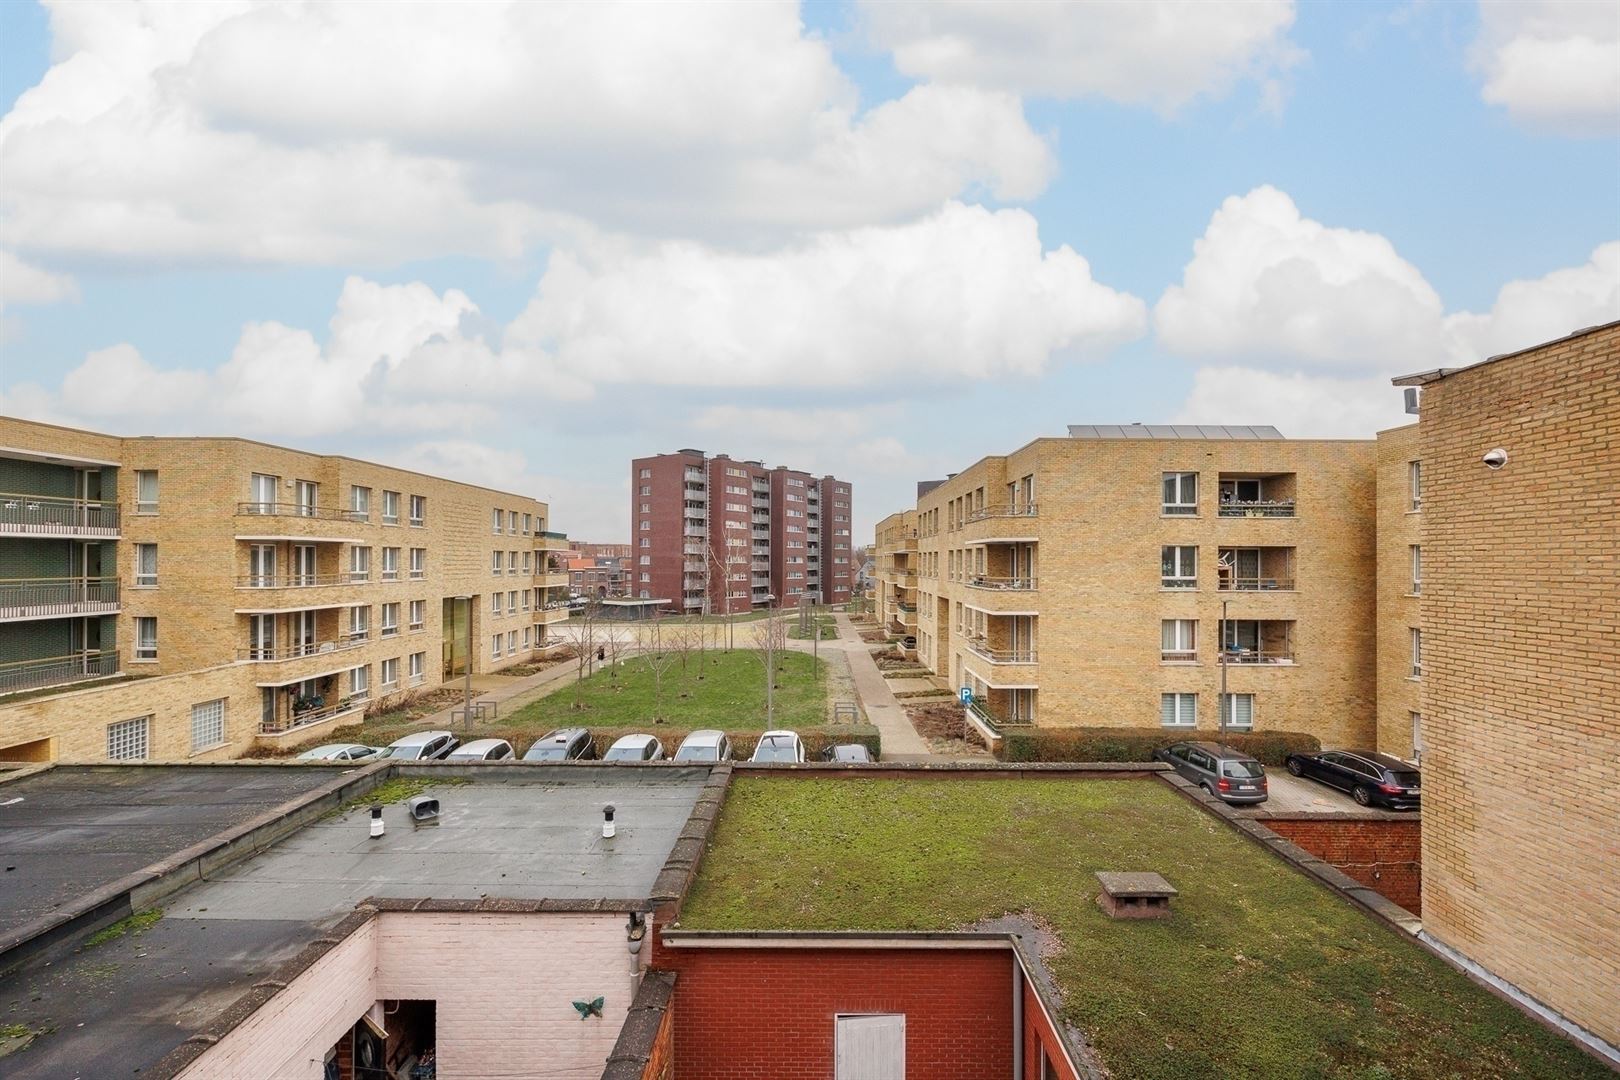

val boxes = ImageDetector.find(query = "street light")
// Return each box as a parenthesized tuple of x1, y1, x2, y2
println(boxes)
(1218, 598, 1228, 737)
(454, 594, 473, 727)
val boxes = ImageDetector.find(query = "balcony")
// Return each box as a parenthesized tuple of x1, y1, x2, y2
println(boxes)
(897, 603, 917, 626)
(964, 638, 1037, 665)
(236, 501, 366, 522)
(684, 526, 707, 538)
(1218, 474, 1297, 518)
(0, 577, 120, 621)
(0, 493, 119, 538)
(0, 650, 121, 695)
(534, 531, 570, 551)
(1218, 500, 1296, 519)
(258, 696, 366, 737)
(960, 506, 1039, 546)
(965, 574, 1035, 592)
(238, 632, 370, 664)
(1217, 620, 1296, 665)
(237, 572, 357, 590)
(684, 543, 706, 555)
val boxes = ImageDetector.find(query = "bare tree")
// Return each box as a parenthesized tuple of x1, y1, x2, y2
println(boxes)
(750, 606, 788, 726)
(671, 624, 698, 679)
(603, 624, 632, 686)
(642, 614, 680, 722)
(571, 600, 601, 710)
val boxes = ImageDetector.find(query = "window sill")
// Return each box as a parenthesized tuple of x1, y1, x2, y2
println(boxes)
(1405, 591, 1421, 598)
(132, 583, 158, 590)
(1160, 586, 1200, 592)
(1160, 660, 1201, 666)
(1407, 675, 1422, 682)
(131, 657, 159, 664)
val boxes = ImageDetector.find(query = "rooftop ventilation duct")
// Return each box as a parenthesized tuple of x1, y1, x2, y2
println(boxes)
(407, 796, 440, 823)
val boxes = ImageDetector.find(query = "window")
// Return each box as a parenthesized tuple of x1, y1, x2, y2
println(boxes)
(381, 657, 399, 689)
(381, 547, 400, 581)
(492, 634, 503, 658)
(350, 485, 371, 518)
(640, 468, 652, 478)
(1162, 472, 1198, 515)
(1220, 693, 1254, 730)
(639, 520, 650, 531)
(1161, 619, 1198, 662)
(1411, 711, 1423, 762)
(523, 551, 532, 575)
(381, 602, 400, 637)
(508, 590, 518, 614)
(492, 593, 502, 616)
(507, 630, 517, 654)
(523, 626, 532, 648)
(410, 548, 425, 579)
(492, 551, 504, 575)
(1161, 692, 1197, 728)
(190, 698, 226, 751)
(640, 485, 651, 496)
(640, 555, 651, 565)
(1410, 546, 1421, 594)
(409, 494, 426, 526)
(350, 665, 369, 698)
(1410, 628, 1422, 678)
(350, 605, 371, 639)
(835, 1014, 904, 1080)
(107, 716, 150, 760)
(641, 572, 651, 583)
(382, 489, 401, 524)
(135, 470, 159, 514)
(249, 473, 279, 513)
(523, 513, 532, 534)
(409, 599, 425, 630)
(295, 479, 318, 516)
(1408, 461, 1422, 510)
(409, 651, 425, 685)
(1161, 546, 1197, 589)
(349, 546, 371, 582)
(135, 543, 158, 587)
(134, 617, 157, 660)
(493, 508, 504, 533)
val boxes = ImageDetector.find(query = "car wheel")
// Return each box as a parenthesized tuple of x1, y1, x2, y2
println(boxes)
(1351, 785, 1373, 807)
(1286, 757, 1305, 777)
(1199, 782, 1214, 797)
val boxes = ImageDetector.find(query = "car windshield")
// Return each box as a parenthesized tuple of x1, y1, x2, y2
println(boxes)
(1222, 761, 1265, 779)
(675, 745, 718, 761)
(604, 745, 643, 761)
(1391, 771, 1421, 787)
(526, 745, 569, 760)
(380, 745, 423, 759)
(754, 739, 797, 761)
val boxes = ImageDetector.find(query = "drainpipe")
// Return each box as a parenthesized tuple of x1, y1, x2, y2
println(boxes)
(1011, 953, 1024, 1080)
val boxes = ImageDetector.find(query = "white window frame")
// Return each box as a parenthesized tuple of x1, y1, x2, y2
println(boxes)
(350, 605, 371, 640)
(409, 599, 425, 631)
(410, 547, 425, 579)
(380, 657, 399, 690)
(1162, 471, 1198, 516)
(350, 485, 370, 518)
(1161, 545, 1198, 589)
(493, 551, 504, 575)
(135, 543, 158, 587)
(350, 665, 370, 698)
(492, 633, 503, 659)
(382, 489, 400, 524)
(134, 616, 158, 660)
(107, 715, 150, 760)
(409, 651, 425, 685)
(1408, 460, 1422, 511)
(190, 698, 226, 752)
(409, 494, 426, 526)
(249, 473, 279, 514)
(1220, 692, 1255, 731)
(381, 602, 400, 637)
(1161, 692, 1196, 728)
(1410, 628, 1422, 678)
(1410, 545, 1421, 595)
(135, 470, 159, 514)
(381, 547, 400, 581)
(493, 508, 504, 534)
(1161, 619, 1198, 662)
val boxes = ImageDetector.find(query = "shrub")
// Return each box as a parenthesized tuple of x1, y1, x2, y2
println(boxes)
(997, 727, 1320, 766)
(574, 724, 881, 762)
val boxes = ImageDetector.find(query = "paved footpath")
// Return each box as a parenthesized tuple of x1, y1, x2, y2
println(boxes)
(800, 613, 933, 760)
(413, 656, 584, 732)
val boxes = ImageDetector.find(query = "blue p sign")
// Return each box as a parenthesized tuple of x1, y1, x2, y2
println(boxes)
(959, 686, 972, 703)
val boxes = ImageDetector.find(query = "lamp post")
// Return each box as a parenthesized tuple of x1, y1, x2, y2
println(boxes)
(455, 594, 473, 728)
(1218, 598, 1229, 737)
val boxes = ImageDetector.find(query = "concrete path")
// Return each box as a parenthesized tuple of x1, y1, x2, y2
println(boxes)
(812, 613, 933, 760)
(414, 656, 582, 732)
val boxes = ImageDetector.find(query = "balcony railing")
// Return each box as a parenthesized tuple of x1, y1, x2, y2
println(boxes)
(0, 493, 120, 537)
(964, 504, 1038, 524)
(1217, 577, 1295, 592)
(238, 632, 370, 662)
(965, 639, 1037, 665)
(1218, 500, 1296, 519)
(235, 501, 367, 521)
(966, 575, 1037, 591)
(1218, 648, 1294, 665)
(259, 696, 367, 735)
(1161, 649, 1198, 663)
(0, 577, 121, 619)
(0, 650, 122, 694)
(236, 573, 356, 589)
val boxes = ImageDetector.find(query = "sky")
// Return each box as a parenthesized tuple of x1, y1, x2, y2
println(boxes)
(0, 1, 1616, 543)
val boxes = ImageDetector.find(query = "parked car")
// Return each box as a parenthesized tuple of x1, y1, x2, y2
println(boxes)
(1154, 741, 1268, 803)
(446, 738, 514, 762)
(1285, 749, 1421, 809)
(522, 727, 597, 762)
(296, 743, 384, 762)
(674, 730, 731, 762)
(750, 730, 806, 764)
(604, 734, 665, 762)
(822, 743, 873, 764)
(379, 730, 460, 761)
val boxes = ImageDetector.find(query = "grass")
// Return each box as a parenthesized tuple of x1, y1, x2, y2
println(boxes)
(84, 908, 162, 949)
(508, 649, 826, 731)
(681, 777, 1608, 1080)
(788, 614, 837, 640)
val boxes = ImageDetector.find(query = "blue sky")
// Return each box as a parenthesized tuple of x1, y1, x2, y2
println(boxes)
(1, 1, 1616, 541)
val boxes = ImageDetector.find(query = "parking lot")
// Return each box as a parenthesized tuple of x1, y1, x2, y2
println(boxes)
(1241, 771, 1418, 818)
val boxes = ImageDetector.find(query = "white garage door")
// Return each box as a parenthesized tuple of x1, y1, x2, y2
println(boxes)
(835, 1013, 905, 1080)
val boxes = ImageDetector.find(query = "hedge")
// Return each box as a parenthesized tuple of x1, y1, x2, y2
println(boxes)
(574, 724, 881, 762)
(997, 727, 1320, 766)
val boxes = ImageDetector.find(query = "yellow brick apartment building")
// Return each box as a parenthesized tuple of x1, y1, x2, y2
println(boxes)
(878, 426, 1383, 746)
(0, 417, 569, 762)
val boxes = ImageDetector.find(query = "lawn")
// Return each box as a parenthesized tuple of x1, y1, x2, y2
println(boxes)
(681, 777, 1607, 1080)
(506, 648, 826, 731)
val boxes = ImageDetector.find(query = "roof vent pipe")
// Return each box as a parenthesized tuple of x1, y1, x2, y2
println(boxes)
(369, 805, 385, 839)
(603, 805, 616, 839)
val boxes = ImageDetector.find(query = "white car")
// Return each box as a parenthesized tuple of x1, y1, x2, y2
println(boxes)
(296, 743, 384, 762)
(603, 734, 665, 762)
(446, 738, 514, 762)
(379, 730, 460, 760)
(674, 729, 731, 762)
(750, 730, 805, 764)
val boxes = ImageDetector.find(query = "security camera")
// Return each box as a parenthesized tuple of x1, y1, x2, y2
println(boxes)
(1482, 448, 1508, 470)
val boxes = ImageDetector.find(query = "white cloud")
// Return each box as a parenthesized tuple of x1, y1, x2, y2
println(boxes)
(861, 0, 1301, 112)
(1154, 185, 1444, 370)
(1442, 241, 1620, 360)
(1171, 366, 1409, 437)
(509, 201, 1145, 386)
(0, 250, 78, 307)
(1472, 0, 1620, 136)
(0, 1, 1054, 265)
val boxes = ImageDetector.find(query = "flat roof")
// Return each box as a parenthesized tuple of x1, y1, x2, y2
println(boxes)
(679, 775, 1608, 1079)
(1067, 423, 1286, 439)
(1393, 319, 1620, 386)
(0, 765, 348, 940)
(0, 765, 711, 1079)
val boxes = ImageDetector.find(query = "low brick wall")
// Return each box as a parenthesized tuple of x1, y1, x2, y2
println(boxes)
(1267, 818, 1421, 915)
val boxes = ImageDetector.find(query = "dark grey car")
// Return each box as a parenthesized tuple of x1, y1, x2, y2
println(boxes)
(1155, 741, 1269, 803)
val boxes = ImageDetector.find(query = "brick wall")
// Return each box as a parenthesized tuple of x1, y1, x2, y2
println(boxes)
(1022, 978, 1079, 1080)
(1373, 424, 1423, 759)
(1266, 818, 1422, 915)
(655, 946, 1014, 1079)
(1413, 323, 1620, 1047)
